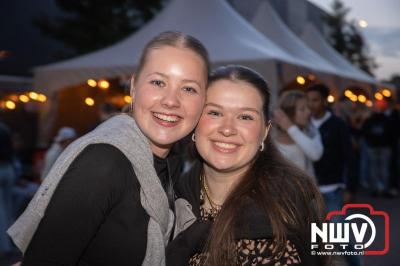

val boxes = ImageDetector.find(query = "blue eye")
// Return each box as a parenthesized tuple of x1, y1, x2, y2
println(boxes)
(150, 80, 165, 87)
(182, 86, 197, 94)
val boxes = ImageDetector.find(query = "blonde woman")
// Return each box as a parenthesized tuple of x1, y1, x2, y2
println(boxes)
(274, 90, 323, 178)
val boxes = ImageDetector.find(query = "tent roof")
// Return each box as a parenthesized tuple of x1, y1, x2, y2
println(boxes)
(35, 0, 309, 92)
(300, 24, 376, 84)
(250, 1, 346, 77)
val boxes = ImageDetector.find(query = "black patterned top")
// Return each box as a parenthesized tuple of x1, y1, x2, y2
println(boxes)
(188, 190, 302, 266)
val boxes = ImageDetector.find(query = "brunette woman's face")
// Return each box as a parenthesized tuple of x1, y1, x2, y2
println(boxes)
(131, 46, 207, 157)
(195, 79, 269, 173)
(294, 98, 311, 128)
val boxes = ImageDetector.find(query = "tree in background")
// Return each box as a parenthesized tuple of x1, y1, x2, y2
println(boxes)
(324, 0, 377, 75)
(34, 0, 165, 57)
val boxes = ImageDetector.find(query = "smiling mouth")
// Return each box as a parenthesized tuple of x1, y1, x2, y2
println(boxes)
(152, 112, 182, 123)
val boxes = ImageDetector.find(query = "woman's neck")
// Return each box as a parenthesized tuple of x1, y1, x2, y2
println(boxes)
(203, 165, 248, 205)
(149, 142, 171, 158)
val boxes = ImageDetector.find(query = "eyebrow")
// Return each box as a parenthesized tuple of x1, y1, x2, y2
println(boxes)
(147, 72, 202, 87)
(205, 103, 261, 115)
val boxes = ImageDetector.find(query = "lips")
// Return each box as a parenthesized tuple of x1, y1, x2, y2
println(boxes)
(152, 112, 182, 127)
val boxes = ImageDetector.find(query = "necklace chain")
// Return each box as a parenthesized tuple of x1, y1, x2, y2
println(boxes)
(201, 173, 222, 213)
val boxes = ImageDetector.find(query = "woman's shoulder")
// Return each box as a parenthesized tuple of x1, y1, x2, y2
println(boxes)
(67, 143, 137, 187)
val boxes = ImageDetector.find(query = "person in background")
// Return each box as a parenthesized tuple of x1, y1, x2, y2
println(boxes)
(385, 98, 400, 197)
(361, 98, 398, 197)
(0, 122, 17, 258)
(274, 90, 323, 178)
(306, 84, 352, 212)
(307, 84, 360, 266)
(40, 127, 77, 181)
(168, 65, 326, 266)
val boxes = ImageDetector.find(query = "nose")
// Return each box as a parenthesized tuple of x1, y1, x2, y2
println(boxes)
(218, 117, 237, 137)
(160, 87, 180, 109)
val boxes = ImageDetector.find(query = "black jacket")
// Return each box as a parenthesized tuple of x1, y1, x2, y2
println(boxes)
(314, 115, 352, 186)
(23, 143, 181, 266)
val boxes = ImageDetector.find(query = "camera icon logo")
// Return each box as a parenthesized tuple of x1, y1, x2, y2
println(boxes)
(311, 204, 389, 255)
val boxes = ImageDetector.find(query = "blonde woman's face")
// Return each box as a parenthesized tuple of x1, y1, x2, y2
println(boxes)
(294, 98, 311, 128)
(131, 46, 207, 157)
(195, 80, 269, 173)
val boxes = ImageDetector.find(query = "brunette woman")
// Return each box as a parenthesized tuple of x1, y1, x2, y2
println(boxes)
(168, 65, 326, 266)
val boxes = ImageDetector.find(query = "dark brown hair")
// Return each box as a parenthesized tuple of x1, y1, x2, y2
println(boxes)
(203, 65, 326, 265)
(135, 31, 210, 83)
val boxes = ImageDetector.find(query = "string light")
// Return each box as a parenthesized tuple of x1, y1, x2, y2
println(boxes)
(5, 100, 16, 110)
(85, 97, 95, 106)
(374, 92, 383, 101)
(350, 95, 358, 102)
(19, 95, 30, 103)
(358, 95, 367, 103)
(124, 95, 132, 104)
(29, 92, 38, 100)
(382, 89, 391, 97)
(98, 80, 110, 90)
(296, 76, 306, 85)
(37, 94, 47, 102)
(366, 100, 373, 107)
(327, 95, 335, 103)
(87, 79, 97, 87)
(344, 90, 353, 98)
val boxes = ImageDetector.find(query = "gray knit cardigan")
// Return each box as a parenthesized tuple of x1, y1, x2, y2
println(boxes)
(7, 114, 196, 266)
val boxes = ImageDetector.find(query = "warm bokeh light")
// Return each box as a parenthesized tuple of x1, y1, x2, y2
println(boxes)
(19, 95, 30, 103)
(5, 100, 16, 110)
(98, 80, 110, 90)
(359, 20, 368, 28)
(358, 95, 367, 103)
(350, 95, 358, 102)
(366, 100, 373, 107)
(29, 92, 38, 100)
(382, 89, 392, 97)
(344, 90, 353, 98)
(85, 97, 95, 106)
(124, 95, 132, 104)
(374, 92, 383, 101)
(87, 79, 97, 87)
(327, 95, 335, 103)
(9, 95, 19, 101)
(37, 94, 47, 102)
(296, 76, 306, 85)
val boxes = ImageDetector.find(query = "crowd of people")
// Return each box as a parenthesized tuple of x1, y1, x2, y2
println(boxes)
(0, 31, 398, 265)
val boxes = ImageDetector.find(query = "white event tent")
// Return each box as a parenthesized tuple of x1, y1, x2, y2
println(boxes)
(35, 0, 327, 142)
(300, 23, 376, 85)
(231, 0, 377, 91)
(35, 0, 314, 97)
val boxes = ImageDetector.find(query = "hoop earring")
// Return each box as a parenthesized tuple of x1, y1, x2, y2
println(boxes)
(260, 142, 264, 152)
(192, 133, 196, 142)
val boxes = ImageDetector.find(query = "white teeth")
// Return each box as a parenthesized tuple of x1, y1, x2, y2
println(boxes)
(153, 113, 179, 122)
(214, 142, 237, 149)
